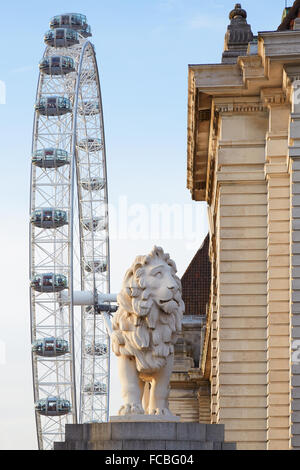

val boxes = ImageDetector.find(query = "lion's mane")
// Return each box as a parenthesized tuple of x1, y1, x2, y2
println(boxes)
(112, 246, 185, 373)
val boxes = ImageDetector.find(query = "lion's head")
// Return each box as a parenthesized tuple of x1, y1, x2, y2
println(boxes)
(112, 246, 185, 373)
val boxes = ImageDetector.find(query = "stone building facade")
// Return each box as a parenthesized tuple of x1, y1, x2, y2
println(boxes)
(186, 1, 300, 450)
(169, 235, 211, 424)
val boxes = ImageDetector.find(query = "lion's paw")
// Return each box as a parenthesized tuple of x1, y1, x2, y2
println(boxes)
(149, 407, 173, 416)
(118, 403, 144, 416)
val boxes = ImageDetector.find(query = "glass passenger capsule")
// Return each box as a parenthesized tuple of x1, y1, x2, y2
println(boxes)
(35, 96, 72, 116)
(39, 55, 75, 75)
(84, 259, 107, 273)
(82, 217, 107, 232)
(32, 337, 69, 357)
(31, 273, 68, 293)
(83, 381, 107, 395)
(50, 13, 92, 37)
(32, 148, 70, 169)
(35, 397, 71, 416)
(78, 101, 100, 115)
(85, 342, 107, 356)
(44, 28, 79, 48)
(31, 208, 68, 229)
(81, 178, 105, 191)
(77, 138, 103, 152)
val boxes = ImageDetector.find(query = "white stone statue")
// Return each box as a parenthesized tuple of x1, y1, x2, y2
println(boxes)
(111, 246, 184, 417)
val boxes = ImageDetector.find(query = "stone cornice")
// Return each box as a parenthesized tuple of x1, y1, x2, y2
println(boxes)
(258, 30, 300, 67)
(214, 102, 266, 114)
(265, 162, 289, 179)
(237, 55, 265, 82)
(187, 30, 300, 202)
(284, 64, 300, 83)
(189, 63, 243, 94)
(261, 88, 288, 106)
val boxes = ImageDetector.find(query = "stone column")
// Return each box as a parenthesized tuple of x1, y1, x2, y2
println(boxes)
(210, 299, 219, 424)
(263, 89, 290, 450)
(287, 65, 300, 450)
(197, 379, 211, 424)
(214, 100, 269, 450)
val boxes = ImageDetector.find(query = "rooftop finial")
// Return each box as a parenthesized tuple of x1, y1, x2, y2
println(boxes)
(229, 3, 247, 20)
(222, 3, 253, 64)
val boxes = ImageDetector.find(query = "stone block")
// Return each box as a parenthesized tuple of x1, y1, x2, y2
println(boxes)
(206, 424, 225, 442)
(292, 304, 300, 314)
(292, 436, 300, 447)
(292, 399, 300, 411)
(291, 121, 300, 140)
(111, 422, 177, 441)
(268, 416, 289, 427)
(293, 233, 300, 243)
(293, 280, 300, 291)
(292, 388, 300, 399)
(292, 171, 300, 183)
(293, 292, 300, 303)
(65, 424, 83, 441)
(176, 423, 206, 441)
(292, 365, 300, 374)
(268, 405, 289, 417)
(293, 327, 300, 339)
(122, 440, 166, 450)
(165, 440, 214, 450)
(268, 440, 290, 450)
(222, 442, 237, 450)
(290, 148, 300, 160)
(213, 442, 222, 450)
(293, 208, 300, 219)
(89, 440, 123, 450)
(292, 411, 300, 423)
(293, 185, 300, 197)
(292, 267, 300, 278)
(53, 442, 66, 450)
(293, 243, 300, 255)
(293, 219, 300, 230)
(293, 195, 300, 206)
(292, 316, 300, 326)
(87, 423, 112, 441)
(65, 440, 88, 450)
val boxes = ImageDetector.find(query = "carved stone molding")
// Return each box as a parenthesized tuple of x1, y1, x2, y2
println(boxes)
(214, 102, 266, 113)
(261, 88, 288, 106)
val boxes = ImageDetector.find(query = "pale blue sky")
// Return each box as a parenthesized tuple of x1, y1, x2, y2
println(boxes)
(0, 0, 286, 449)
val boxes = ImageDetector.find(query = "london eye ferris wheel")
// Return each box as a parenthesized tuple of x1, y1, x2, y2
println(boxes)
(29, 13, 116, 450)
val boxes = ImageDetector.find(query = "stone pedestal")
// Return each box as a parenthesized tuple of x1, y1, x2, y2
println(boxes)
(54, 422, 236, 450)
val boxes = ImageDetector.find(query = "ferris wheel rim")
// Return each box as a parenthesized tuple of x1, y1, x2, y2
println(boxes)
(30, 26, 111, 449)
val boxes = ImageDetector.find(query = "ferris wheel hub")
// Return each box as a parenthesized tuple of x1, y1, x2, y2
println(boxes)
(60, 290, 117, 306)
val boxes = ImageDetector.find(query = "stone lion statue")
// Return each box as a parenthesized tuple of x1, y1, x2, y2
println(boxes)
(111, 246, 184, 417)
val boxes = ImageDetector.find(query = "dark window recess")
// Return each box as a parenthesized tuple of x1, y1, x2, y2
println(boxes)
(198, 109, 211, 122)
